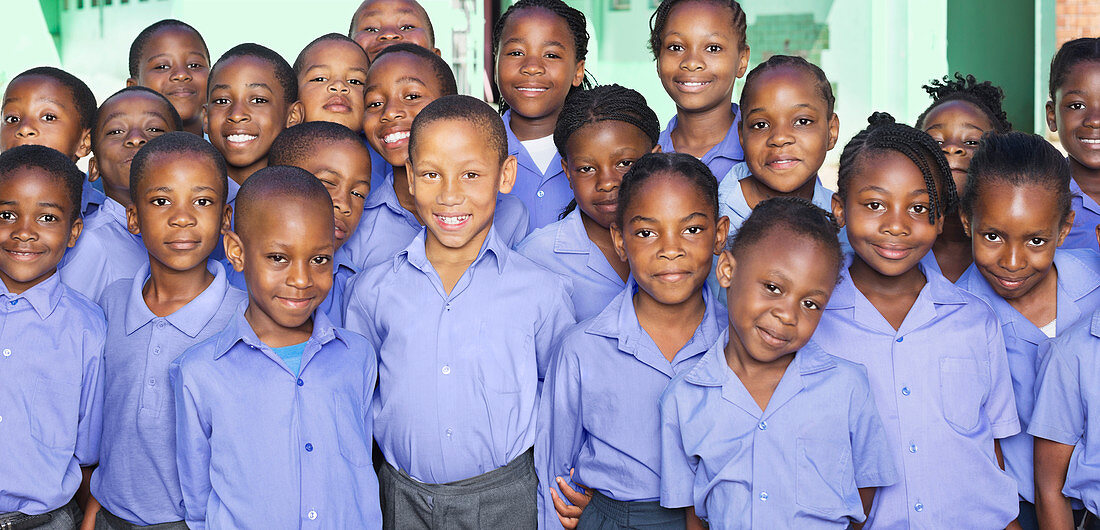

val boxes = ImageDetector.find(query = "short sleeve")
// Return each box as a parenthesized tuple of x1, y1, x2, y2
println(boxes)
(658, 384, 699, 511)
(342, 274, 383, 351)
(1028, 339, 1086, 446)
(535, 342, 586, 530)
(533, 276, 576, 381)
(983, 317, 1021, 439)
(74, 321, 106, 466)
(171, 355, 213, 530)
(847, 367, 899, 488)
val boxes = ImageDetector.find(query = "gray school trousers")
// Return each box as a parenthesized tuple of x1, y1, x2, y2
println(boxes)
(379, 448, 537, 530)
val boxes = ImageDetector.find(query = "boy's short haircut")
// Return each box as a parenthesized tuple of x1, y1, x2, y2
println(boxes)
(233, 165, 333, 236)
(10, 67, 97, 132)
(349, 0, 436, 44)
(292, 33, 367, 74)
(128, 19, 210, 78)
(210, 43, 298, 104)
(93, 86, 184, 151)
(409, 95, 507, 163)
(0, 144, 85, 219)
(129, 131, 229, 204)
(268, 122, 365, 167)
(372, 43, 457, 96)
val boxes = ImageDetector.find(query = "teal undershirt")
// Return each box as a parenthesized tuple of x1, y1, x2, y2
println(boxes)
(272, 342, 307, 376)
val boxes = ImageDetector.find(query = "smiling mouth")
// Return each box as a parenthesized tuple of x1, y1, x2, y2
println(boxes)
(4, 248, 44, 261)
(1079, 137, 1100, 147)
(225, 134, 258, 145)
(435, 214, 471, 229)
(872, 244, 913, 260)
(675, 80, 711, 92)
(654, 271, 691, 283)
(756, 326, 789, 348)
(993, 274, 1030, 290)
(767, 158, 800, 170)
(168, 88, 197, 98)
(323, 97, 351, 113)
(382, 131, 410, 146)
(277, 296, 314, 309)
(515, 86, 549, 96)
(166, 240, 201, 251)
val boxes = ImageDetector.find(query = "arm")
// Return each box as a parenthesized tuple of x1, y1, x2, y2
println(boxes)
(1029, 340, 1087, 530)
(1034, 438, 1075, 530)
(850, 487, 876, 530)
(171, 361, 211, 530)
(686, 506, 706, 530)
(79, 493, 101, 530)
(549, 470, 591, 529)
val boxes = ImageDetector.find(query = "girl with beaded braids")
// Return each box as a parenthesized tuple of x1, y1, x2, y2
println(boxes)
(813, 113, 1021, 529)
(649, 0, 750, 183)
(916, 73, 1012, 282)
(493, 0, 591, 230)
(517, 84, 661, 322)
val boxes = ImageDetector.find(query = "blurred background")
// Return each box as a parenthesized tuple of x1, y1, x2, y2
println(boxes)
(1, 0, 1098, 185)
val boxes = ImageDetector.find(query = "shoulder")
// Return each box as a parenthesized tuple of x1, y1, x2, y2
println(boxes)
(1060, 247, 1100, 275)
(348, 257, 400, 294)
(171, 332, 224, 375)
(57, 283, 107, 333)
(332, 326, 374, 354)
(98, 277, 134, 313)
(516, 218, 563, 256)
(497, 193, 528, 218)
(506, 249, 573, 298)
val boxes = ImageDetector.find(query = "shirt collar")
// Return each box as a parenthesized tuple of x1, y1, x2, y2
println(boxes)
(99, 196, 129, 226)
(334, 246, 358, 276)
(827, 259, 968, 311)
(553, 209, 590, 254)
(1, 271, 64, 319)
(1091, 308, 1100, 339)
(226, 178, 241, 205)
(1070, 178, 1100, 215)
(125, 260, 232, 337)
(503, 110, 562, 178)
(213, 303, 344, 360)
(658, 103, 744, 162)
(718, 162, 834, 221)
(394, 225, 509, 276)
(364, 169, 401, 211)
(683, 329, 836, 387)
(1055, 249, 1100, 301)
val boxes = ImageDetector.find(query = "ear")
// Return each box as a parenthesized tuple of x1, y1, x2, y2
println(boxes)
(735, 45, 750, 78)
(959, 210, 972, 239)
(87, 156, 100, 182)
(222, 203, 233, 236)
(826, 112, 840, 150)
(498, 155, 518, 194)
(932, 211, 945, 236)
(651, 144, 662, 154)
(66, 217, 83, 248)
(716, 249, 735, 290)
(714, 215, 731, 255)
(224, 230, 246, 272)
(1046, 100, 1058, 132)
(610, 222, 628, 263)
(125, 78, 138, 88)
(1058, 209, 1076, 247)
(201, 104, 210, 137)
(830, 192, 846, 229)
(432, 47, 442, 57)
(126, 203, 141, 236)
(75, 129, 92, 159)
(286, 101, 306, 127)
(571, 59, 586, 88)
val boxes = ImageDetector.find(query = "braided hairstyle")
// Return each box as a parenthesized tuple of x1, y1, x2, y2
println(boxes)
(1049, 37, 1100, 101)
(648, 0, 747, 60)
(836, 112, 956, 222)
(616, 152, 719, 228)
(553, 84, 661, 219)
(962, 131, 1073, 224)
(729, 196, 843, 275)
(915, 73, 1011, 132)
(491, 0, 592, 114)
(740, 55, 834, 116)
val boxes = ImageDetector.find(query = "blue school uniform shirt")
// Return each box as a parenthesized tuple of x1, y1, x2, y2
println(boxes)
(1063, 179, 1100, 252)
(957, 248, 1100, 505)
(0, 272, 106, 515)
(170, 309, 381, 530)
(59, 197, 147, 302)
(658, 104, 744, 183)
(90, 261, 245, 526)
(342, 171, 530, 269)
(1030, 309, 1100, 515)
(536, 280, 725, 529)
(658, 332, 897, 528)
(516, 208, 625, 321)
(812, 265, 1020, 528)
(343, 226, 576, 484)
(717, 162, 835, 232)
(503, 110, 572, 230)
(81, 177, 106, 216)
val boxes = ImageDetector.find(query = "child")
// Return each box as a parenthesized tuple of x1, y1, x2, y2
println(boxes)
(126, 19, 211, 137)
(287, 33, 370, 133)
(492, 0, 590, 229)
(717, 55, 839, 232)
(171, 166, 381, 528)
(86, 132, 244, 530)
(59, 87, 183, 302)
(346, 43, 528, 268)
(649, 0, 750, 182)
(348, 0, 439, 62)
(1047, 37, 1100, 252)
(266, 121, 370, 326)
(537, 152, 730, 529)
(814, 113, 1020, 528)
(956, 132, 1098, 530)
(0, 145, 104, 528)
(659, 197, 897, 528)
(1, 66, 105, 215)
(518, 84, 660, 321)
(916, 73, 1012, 282)
(343, 95, 575, 528)
(203, 43, 296, 185)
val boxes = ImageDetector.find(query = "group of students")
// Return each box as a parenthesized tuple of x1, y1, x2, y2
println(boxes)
(3, 0, 1100, 528)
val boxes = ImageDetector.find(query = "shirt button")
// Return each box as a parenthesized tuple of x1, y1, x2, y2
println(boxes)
(305, 443, 313, 452)
(307, 510, 317, 520)
(914, 502, 923, 512)
(909, 442, 918, 453)
(2, 349, 10, 357)
(758, 421, 767, 431)
(8, 299, 16, 305)
(0, 415, 4, 423)
(445, 428, 453, 437)
(297, 378, 304, 386)
(896, 336, 904, 343)
(441, 365, 451, 375)
(148, 378, 156, 387)
(445, 304, 452, 311)
(157, 320, 167, 328)
(153, 347, 161, 355)
(759, 491, 768, 501)
(536, 190, 545, 198)
(901, 386, 910, 396)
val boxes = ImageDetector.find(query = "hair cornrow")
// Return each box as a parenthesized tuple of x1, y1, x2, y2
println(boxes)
(915, 73, 1011, 132)
(740, 55, 835, 116)
(616, 152, 719, 227)
(963, 131, 1073, 224)
(729, 196, 843, 272)
(648, 0, 747, 61)
(1049, 37, 1100, 100)
(836, 112, 956, 222)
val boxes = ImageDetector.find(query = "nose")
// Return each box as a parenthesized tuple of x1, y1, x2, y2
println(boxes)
(332, 192, 351, 216)
(881, 206, 910, 237)
(10, 216, 36, 242)
(999, 243, 1027, 273)
(1085, 106, 1100, 128)
(437, 175, 462, 206)
(14, 120, 37, 139)
(381, 98, 405, 122)
(656, 233, 686, 261)
(680, 47, 704, 72)
(328, 80, 350, 94)
(767, 122, 795, 148)
(124, 128, 148, 148)
(771, 299, 797, 327)
(378, 25, 401, 42)
(227, 99, 249, 123)
(520, 54, 545, 76)
(170, 64, 192, 82)
(941, 141, 965, 157)
(595, 167, 619, 193)
(167, 203, 197, 228)
(286, 259, 313, 289)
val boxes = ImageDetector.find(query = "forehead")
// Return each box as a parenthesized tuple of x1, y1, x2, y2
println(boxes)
(413, 117, 495, 157)
(142, 26, 207, 58)
(3, 75, 74, 107)
(738, 228, 839, 279)
(625, 173, 712, 216)
(1059, 60, 1100, 94)
(355, 0, 430, 23)
(98, 92, 173, 124)
(210, 56, 280, 90)
(293, 140, 371, 174)
(139, 151, 223, 187)
(664, 0, 738, 36)
(855, 150, 929, 190)
(923, 100, 992, 130)
(242, 195, 333, 239)
(501, 7, 573, 43)
(743, 66, 825, 110)
(301, 40, 369, 69)
(567, 120, 653, 152)
(367, 52, 439, 89)
(0, 165, 74, 208)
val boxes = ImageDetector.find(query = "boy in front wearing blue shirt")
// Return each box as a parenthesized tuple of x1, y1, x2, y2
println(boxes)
(171, 166, 381, 529)
(0, 145, 106, 530)
(85, 133, 245, 529)
(343, 95, 576, 529)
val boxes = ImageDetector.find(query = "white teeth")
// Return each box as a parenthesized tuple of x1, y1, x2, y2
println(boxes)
(1081, 138, 1100, 144)
(226, 134, 257, 143)
(383, 131, 410, 145)
(437, 214, 470, 225)
(680, 81, 707, 87)
(517, 87, 547, 93)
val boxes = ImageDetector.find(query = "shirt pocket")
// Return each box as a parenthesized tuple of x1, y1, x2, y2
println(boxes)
(334, 396, 372, 468)
(795, 437, 851, 515)
(474, 320, 535, 396)
(31, 376, 81, 451)
(940, 357, 986, 434)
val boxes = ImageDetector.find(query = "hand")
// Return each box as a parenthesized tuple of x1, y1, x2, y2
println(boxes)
(550, 469, 592, 529)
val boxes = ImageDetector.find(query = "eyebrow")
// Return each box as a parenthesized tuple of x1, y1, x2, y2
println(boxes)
(149, 185, 218, 193)
(746, 103, 815, 115)
(367, 75, 427, 92)
(210, 82, 273, 92)
(3, 96, 68, 108)
(856, 185, 929, 197)
(362, 7, 418, 17)
(306, 64, 369, 75)
(0, 199, 65, 210)
(924, 122, 985, 132)
(146, 52, 205, 63)
(100, 110, 168, 125)
(502, 37, 566, 48)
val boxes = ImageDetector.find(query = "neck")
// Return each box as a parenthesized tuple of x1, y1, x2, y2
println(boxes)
(724, 332, 794, 379)
(143, 258, 215, 317)
(938, 214, 969, 242)
(1071, 158, 1100, 197)
(633, 286, 706, 335)
(183, 118, 204, 137)
(580, 210, 614, 249)
(244, 304, 313, 348)
(105, 186, 131, 209)
(509, 108, 560, 142)
(228, 158, 267, 185)
(391, 166, 421, 222)
(848, 254, 928, 299)
(424, 230, 488, 269)
(741, 174, 817, 209)
(670, 103, 735, 152)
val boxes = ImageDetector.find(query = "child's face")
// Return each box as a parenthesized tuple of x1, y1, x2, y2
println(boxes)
(833, 151, 943, 277)
(408, 118, 516, 255)
(922, 100, 992, 193)
(611, 174, 728, 307)
(563, 121, 655, 230)
(126, 153, 229, 274)
(963, 183, 1071, 302)
(351, 0, 436, 62)
(494, 7, 585, 122)
(0, 168, 81, 294)
(292, 40, 369, 132)
(293, 140, 371, 249)
(363, 52, 446, 167)
(739, 66, 838, 195)
(1, 76, 90, 160)
(1047, 61, 1100, 172)
(203, 56, 290, 178)
(129, 27, 209, 125)
(718, 232, 836, 365)
(656, 0, 749, 114)
(226, 198, 335, 335)
(90, 92, 178, 206)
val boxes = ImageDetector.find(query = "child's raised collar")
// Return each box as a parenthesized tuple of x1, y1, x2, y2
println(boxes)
(393, 224, 509, 276)
(213, 304, 346, 361)
(0, 270, 64, 320)
(124, 260, 229, 337)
